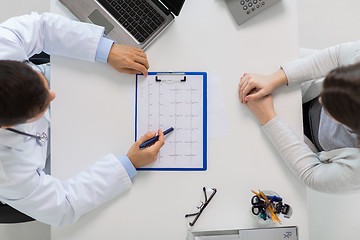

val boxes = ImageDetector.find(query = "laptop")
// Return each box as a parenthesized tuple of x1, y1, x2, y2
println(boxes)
(225, 0, 280, 25)
(59, 0, 186, 49)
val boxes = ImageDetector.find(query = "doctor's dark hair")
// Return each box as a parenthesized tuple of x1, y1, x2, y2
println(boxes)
(0, 60, 49, 126)
(320, 62, 360, 144)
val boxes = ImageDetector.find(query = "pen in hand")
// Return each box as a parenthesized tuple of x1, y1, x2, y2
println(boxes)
(139, 127, 174, 149)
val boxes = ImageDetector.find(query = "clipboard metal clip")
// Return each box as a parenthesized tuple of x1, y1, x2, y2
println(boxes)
(155, 72, 186, 82)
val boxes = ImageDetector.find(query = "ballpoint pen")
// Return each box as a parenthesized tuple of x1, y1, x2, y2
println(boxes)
(139, 127, 174, 149)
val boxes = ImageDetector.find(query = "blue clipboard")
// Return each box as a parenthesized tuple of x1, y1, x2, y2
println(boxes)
(135, 72, 207, 171)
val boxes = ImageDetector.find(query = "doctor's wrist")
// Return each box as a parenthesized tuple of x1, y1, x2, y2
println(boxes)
(118, 155, 137, 179)
(95, 37, 114, 63)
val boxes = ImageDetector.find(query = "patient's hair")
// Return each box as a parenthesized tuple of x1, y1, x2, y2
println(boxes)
(320, 62, 360, 144)
(0, 60, 49, 126)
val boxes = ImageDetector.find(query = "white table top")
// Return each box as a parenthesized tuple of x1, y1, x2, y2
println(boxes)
(50, 0, 308, 239)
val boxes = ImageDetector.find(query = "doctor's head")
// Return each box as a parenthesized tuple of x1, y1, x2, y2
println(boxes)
(0, 60, 55, 127)
(320, 62, 360, 136)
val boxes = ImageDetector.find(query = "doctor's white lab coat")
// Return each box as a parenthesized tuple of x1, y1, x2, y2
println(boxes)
(0, 12, 132, 226)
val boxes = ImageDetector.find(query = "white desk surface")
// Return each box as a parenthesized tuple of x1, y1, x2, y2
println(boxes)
(50, 0, 308, 239)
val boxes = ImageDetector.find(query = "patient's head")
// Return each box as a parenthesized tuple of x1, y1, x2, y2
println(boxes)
(320, 62, 360, 135)
(0, 60, 50, 127)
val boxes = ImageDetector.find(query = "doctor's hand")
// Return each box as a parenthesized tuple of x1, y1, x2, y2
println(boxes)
(245, 93, 277, 126)
(238, 70, 288, 103)
(108, 44, 149, 76)
(126, 129, 164, 168)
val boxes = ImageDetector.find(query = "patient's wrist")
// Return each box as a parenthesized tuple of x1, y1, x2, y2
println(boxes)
(271, 69, 288, 88)
(259, 112, 277, 126)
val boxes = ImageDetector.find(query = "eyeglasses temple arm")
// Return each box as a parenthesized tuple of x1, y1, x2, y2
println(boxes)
(188, 188, 217, 227)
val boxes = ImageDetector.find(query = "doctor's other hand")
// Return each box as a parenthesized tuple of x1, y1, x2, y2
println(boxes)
(245, 93, 277, 126)
(238, 70, 288, 103)
(108, 44, 149, 76)
(126, 129, 164, 168)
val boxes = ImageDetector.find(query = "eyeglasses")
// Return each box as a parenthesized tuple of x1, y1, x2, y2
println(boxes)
(185, 187, 217, 227)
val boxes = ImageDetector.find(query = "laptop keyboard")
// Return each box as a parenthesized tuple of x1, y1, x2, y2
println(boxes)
(98, 0, 166, 43)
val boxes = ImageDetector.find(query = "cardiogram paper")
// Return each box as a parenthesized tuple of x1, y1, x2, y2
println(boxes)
(136, 73, 206, 170)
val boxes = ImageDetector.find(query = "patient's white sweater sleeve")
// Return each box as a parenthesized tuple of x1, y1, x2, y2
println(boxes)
(281, 41, 360, 86)
(261, 116, 360, 193)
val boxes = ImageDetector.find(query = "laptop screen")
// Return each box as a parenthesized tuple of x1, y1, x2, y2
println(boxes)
(161, 0, 185, 16)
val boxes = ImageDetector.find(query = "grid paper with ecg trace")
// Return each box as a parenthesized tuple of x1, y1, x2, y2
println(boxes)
(135, 72, 207, 170)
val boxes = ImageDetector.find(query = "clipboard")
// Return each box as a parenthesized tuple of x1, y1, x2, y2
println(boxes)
(135, 72, 207, 171)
